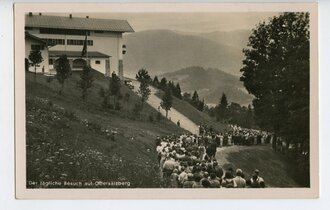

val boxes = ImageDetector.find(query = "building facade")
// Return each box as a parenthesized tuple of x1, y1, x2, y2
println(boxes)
(25, 13, 134, 79)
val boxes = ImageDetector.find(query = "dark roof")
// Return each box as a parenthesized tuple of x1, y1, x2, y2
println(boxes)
(26, 14, 134, 33)
(25, 32, 47, 44)
(49, 50, 111, 58)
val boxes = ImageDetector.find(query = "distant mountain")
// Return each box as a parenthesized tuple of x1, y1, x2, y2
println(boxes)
(160, 66, 254, 106)
(198, 30, 251, 49)
(123, 29, 249, 77)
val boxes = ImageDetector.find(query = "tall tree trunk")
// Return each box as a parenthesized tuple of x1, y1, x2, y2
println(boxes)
(166, 110, 168, 119)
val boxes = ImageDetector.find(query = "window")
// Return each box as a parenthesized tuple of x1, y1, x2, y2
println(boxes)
(40, 28, 90, 36)
(41, 38, 65, 45)
(31, 44, 44, 51)
(95, 60, 101, 64)
(67, 39, 93, 46)
(49, 59, 54, 65)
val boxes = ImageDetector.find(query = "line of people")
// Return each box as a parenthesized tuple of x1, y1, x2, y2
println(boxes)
(156, 134, 266, 188)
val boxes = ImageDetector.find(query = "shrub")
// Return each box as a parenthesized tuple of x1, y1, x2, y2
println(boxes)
(156, 112, 161, 122)
(115, 102, 121, 111)
(46, 77, 53, 83)
(132, 103, 142, 117)
(148, 114, 154, 122)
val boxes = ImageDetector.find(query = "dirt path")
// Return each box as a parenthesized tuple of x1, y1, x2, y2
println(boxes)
(131, 80, 199, 135)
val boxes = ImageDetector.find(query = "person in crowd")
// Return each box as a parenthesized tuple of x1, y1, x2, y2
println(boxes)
(170, 169, 179, 188)
(233, 169, 246, 188)
(221, 171, 237, 188)
(209, 172, 221, 188)
(192, 174, 203, 188)
(212, 161, 224, 179)
(183, 173, 195, 188)
(250, 169, 265, 188)
(162, 155, 178, 178)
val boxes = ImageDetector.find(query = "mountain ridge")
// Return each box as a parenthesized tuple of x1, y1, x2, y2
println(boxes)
(160, 66, 253, 106)
(123, 29, 250, 77)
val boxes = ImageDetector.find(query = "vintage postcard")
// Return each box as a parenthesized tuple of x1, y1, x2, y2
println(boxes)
(14, 3, 318, 199)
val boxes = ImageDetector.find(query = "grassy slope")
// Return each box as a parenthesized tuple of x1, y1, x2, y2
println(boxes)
(26, 71, 186, 188)
(156, 91, 227, 132)
(219, 146, 301, 188)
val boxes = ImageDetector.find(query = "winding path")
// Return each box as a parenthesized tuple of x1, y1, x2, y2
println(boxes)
(131, 80, 199, 135)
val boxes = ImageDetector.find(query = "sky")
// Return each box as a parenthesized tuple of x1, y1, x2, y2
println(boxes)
(51, 12, 279, 33)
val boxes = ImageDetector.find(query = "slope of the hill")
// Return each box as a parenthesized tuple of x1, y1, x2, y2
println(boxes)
(26, 71, 186, 188)
(161, 66, 254, 106)
(155, 90, 228, 133)
(123, 29, 244, 77)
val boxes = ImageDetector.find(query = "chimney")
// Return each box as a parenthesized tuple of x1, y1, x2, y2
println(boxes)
(28, 12, 32, 16)
(86, 16, 89, 19)
(69, 14, 72, 18)
(39, 13, 42, 16)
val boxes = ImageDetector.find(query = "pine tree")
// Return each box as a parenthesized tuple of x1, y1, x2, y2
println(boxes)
(55, 55, 71, 95)
(77, 65, 94, 101)
(217, 93, 228, 122)
(191, 91, 199, 108)
(161, 86, 173, 118)
(159, 77, 167, 90)
(153, 76, 160, 88)
(175, 83, 182, 99)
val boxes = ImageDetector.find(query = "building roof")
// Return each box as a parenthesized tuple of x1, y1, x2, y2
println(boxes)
(49, 50, 111, 58)
(26, 14, 134, 33)
(25, 32, 47, 45)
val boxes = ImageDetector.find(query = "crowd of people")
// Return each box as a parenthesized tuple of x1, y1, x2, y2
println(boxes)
(155, 131, 267, 188)
(198, 124, 273, 147)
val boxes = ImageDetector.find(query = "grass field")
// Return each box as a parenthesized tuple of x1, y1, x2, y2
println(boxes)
(216, 145, 301, 188)
(26, 71, 186, 188)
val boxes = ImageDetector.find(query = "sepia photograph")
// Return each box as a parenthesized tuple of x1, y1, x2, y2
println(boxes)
(14, 3, 318, 199)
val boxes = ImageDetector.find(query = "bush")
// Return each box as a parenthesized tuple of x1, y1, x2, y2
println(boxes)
(46, 77, 53, 83)
(156, 112, 161, 122)
(132, 103, 142, 117)
(63, 110, 77, 121)
(148, 114, 154, 122)
(99, 87, 105, 97)
(115, 102, 121, 111)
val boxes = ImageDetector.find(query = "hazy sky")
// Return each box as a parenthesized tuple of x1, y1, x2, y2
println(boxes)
(51, 12, 279, 33)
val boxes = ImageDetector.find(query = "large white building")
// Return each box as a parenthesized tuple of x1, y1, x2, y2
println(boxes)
(25, 13, 134, 79)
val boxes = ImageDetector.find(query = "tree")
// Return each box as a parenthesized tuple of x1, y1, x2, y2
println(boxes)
(191, 91, 199, 108)
(174, 83, 182, 99)
(153, 76, 160, 88)
(197, 99, 205, 111)
(136, 68, 152, 84)
(138, 78, 151, 108)
(217, 93, 228, 122)
(182, 92, 191, 102)
(77, 65, 94, 101)
(109, 72, 121, 106)
(28, 50, 43, 81)
(161, 86, 173, 118)
(159, 77, 167, 90)
(240, 12, 310, 185)
(55, 55, 71, 95)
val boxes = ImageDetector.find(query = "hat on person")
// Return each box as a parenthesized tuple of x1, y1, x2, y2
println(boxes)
(254, 169, 260, 174)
